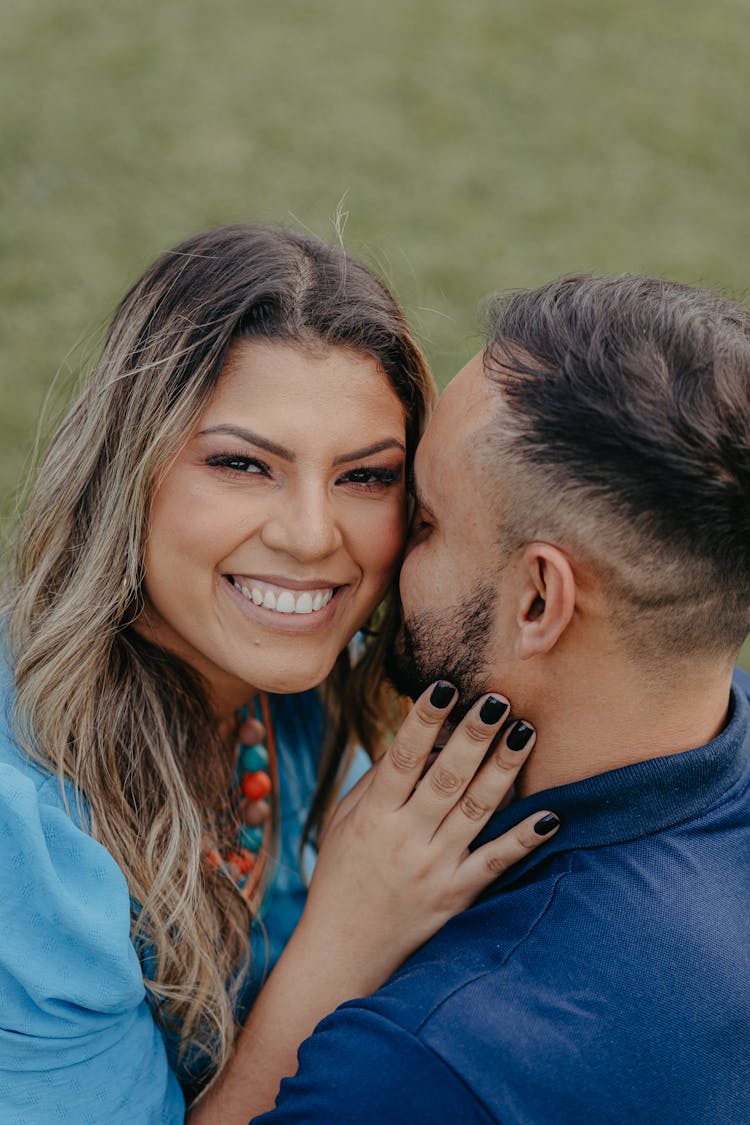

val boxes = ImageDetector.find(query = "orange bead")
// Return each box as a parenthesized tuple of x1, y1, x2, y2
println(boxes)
(236, 848, 256, 875)
(241, 770, 272, 801)
(226, 851, 254, 877)
(206, 849, 223, 869)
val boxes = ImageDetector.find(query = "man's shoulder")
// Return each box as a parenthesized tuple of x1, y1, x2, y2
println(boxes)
(344, 849, 624, 1032)
(258, 818, 750, 1124)
(262, 705, 750, 1125)
(356, 853, 578, 1033)
(254, 859, 579, 1124)
(307, 834, 748, 1121)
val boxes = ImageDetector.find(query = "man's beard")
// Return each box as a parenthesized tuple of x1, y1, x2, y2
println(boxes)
(386, 583, 496, 726)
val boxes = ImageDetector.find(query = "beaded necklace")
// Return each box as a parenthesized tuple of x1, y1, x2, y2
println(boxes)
(204, 693, 278, 905)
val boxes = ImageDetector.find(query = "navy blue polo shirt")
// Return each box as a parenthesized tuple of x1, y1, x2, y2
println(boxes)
(254, 671, 750, 1124)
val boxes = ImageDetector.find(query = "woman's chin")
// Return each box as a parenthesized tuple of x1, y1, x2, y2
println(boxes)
(222, 650, 340, 700)
(253, 662, 335, 697)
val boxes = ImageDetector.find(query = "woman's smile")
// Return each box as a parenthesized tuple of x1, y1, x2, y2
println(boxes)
(226, 574, 338, 615)
(223, 573, 345, 631)
(136, 338, 408, 713)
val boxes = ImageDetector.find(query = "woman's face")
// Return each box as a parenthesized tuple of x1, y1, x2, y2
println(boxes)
(137, 339, 408, 715)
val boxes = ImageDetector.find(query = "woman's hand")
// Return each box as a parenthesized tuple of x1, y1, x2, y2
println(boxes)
(189, 683, 558, 1124)
(298, 681, 558, 990)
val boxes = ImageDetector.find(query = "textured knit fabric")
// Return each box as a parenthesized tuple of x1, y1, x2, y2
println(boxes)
(255, 672, 750, 1125)
(0, 649, 361, 1123)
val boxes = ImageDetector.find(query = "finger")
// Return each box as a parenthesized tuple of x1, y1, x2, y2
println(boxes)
(459, 810, 560, 898)
(406, 693, 511, 834)
(365, 681, 458, 811)
(436, 719, 536, 850)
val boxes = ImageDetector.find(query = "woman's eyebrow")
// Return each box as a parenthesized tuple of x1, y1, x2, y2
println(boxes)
(199, 427, 405, 467)
(332, 439, 406, 466)
(198, 424, 295, 461)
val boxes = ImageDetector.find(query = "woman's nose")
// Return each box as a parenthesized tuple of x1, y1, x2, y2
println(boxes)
(260, 487, 343, 561)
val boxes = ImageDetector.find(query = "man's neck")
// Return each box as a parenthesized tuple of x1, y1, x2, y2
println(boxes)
(514, 653, 736, 799)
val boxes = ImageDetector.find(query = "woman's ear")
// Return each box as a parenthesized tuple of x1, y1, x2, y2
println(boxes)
(514, 543, 576, 660)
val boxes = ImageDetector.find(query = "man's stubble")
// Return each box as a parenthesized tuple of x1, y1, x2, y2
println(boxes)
(386, 583, 497, 724)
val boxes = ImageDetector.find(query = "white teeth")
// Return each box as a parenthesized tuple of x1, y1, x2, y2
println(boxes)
(232, 578, 335, 615)
(276, 591, 296, 614)
(295, 593, 314, 614)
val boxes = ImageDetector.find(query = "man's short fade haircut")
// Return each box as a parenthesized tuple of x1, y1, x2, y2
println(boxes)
(482, 274, 750, 661)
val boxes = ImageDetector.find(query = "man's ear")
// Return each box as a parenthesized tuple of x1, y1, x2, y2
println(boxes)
(514, 542, 576, 660)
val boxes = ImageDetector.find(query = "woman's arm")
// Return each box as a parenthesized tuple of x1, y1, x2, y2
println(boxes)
(0, 763, 186, 1123)
(189, 683, 558, 1123)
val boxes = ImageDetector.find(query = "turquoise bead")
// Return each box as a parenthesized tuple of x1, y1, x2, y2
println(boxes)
(239, 824, 265, 852)
(240, 742, 269, 772)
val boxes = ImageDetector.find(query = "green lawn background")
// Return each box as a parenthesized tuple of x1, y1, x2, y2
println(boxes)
(2, 0, 750, 655)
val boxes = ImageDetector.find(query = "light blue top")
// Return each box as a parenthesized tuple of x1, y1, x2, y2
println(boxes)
(0, 651, 369, 1123)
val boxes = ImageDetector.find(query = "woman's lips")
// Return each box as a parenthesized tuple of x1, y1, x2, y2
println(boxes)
(228, 575, 335, 615)
(223, 575, 345, 632)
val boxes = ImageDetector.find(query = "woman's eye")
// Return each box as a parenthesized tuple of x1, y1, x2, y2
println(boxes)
(339, 466, 403, 489)
(206, 453, 270, 475)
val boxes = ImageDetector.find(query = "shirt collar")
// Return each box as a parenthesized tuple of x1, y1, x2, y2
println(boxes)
(473, 675, 750, 871)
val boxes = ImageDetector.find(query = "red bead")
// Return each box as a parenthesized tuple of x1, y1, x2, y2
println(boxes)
(236, 848, 256, 875)
(241, 770, 272, 801)
(227, 849, 256, 876)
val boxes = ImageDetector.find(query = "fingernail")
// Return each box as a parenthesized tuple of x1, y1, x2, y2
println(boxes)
(507, 720, 534, 751)
(430, 681, 456, 709)
(479, 695, 509, 725)
(534, 813, 560, 836)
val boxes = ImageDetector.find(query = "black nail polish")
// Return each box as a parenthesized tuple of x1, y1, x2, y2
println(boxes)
(430, 681, 456, 709)
(507, 721, 534, 751)
(534, 813, 560, 836)
(479, 696, 509, 725)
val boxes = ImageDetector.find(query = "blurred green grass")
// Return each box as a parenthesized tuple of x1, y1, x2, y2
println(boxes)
(2, 0, 750, 659)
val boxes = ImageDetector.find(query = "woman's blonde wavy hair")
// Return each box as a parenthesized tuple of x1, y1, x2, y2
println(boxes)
(3, 224, 435, 1096)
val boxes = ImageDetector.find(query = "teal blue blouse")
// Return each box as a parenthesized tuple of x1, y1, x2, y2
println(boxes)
(0, 653, 369, 1121)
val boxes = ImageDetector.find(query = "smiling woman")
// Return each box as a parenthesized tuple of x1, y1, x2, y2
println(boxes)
(140, 341, 408, 704)
(0, 225, 555, 1123)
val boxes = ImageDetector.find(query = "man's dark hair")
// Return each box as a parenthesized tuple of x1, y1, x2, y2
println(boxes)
(483, 274, 750, 658)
